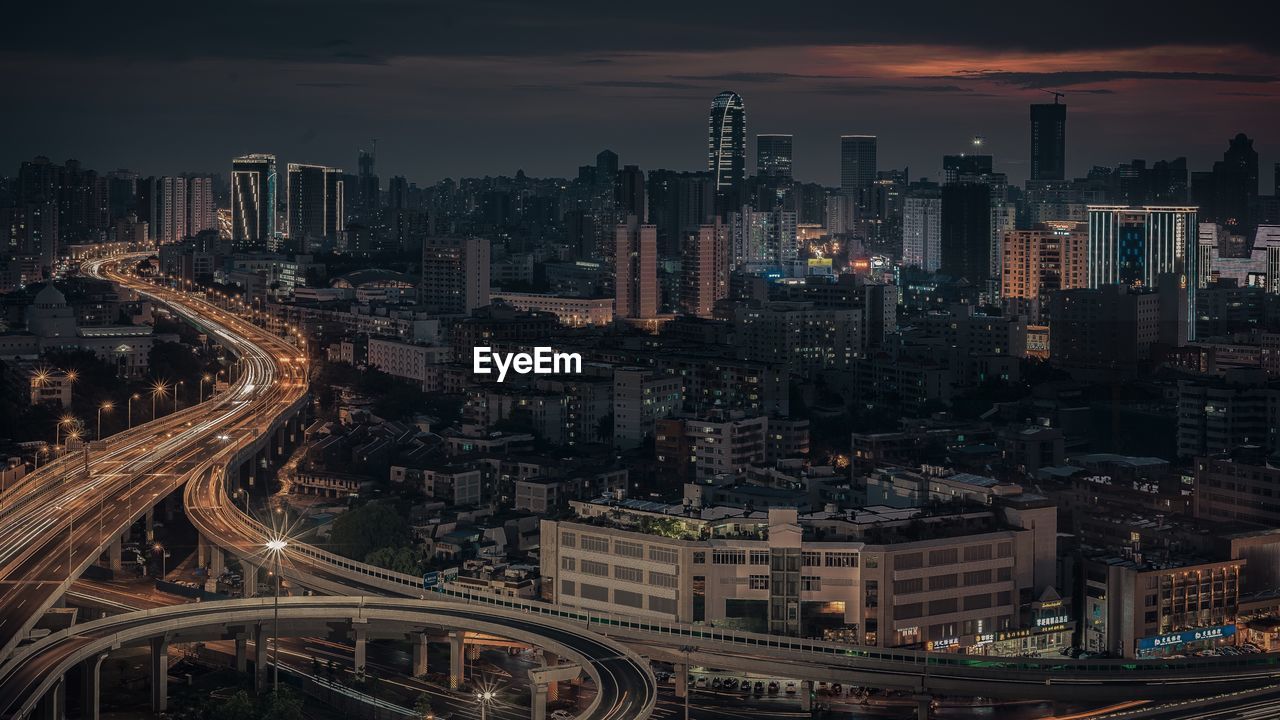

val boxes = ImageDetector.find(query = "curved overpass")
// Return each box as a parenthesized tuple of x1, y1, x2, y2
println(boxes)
(0, 596, 656, 720)
(0, 254, 307, 660)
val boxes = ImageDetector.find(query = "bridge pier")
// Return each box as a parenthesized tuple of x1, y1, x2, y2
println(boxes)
(352, 625, 367, 673)
(234, 633, 248, 673)
(105, 538, 122, 573)
(36, 677, 64, 720)
(144, 508, 154, 542)
(410, 633, 428, 677)
(149, 637, 169, 713)
(243, 564, 259, 596)
(542, 651, 560, 702)
(800, 680, 812, 712)
(253, 624, 268, 693)
(673, 663, 687, 699)
(449, 631, 465, 690)
(913, 694, 932, 720)
(530, 682, 549, 720)
(79, 653, 107, 720)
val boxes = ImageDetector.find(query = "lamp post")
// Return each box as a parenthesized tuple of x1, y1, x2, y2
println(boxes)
(128, 393, 140, 428)
(55, 415, 75, 454)
(200, 374, 212, 403)
(174, 381, 184, 412)
(475, 690, 496, 720)
(266, 538, 288, 692)
(153, 543, 168, 579)
(97, 401, 113, 440)
(151, 382, 167, 419)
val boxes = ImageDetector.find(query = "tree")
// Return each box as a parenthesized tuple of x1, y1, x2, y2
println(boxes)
(413, 693, 437, 720)
(365, 546, 422, 574)
(262, 688, 304, 720)
(207, 691, 255, 720)
(327, 502, 411, 561)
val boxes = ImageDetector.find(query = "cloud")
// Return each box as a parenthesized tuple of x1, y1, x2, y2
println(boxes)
(941, 69, 1280, 88)
(670, 72, 857, 83)
(584, 80, 703, 89)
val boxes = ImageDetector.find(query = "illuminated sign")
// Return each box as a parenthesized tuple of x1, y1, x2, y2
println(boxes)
(928, 638, 959, 651)
(1036, 615, 1070, 627)
(1137, 624, 1236, 650)
(807, 258, 833, 268)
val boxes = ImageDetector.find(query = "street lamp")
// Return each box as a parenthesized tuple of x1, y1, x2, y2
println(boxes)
(151, 381, 167, 418)
(55, 415, 76, 453)
(475, 689, 497, 720)
(153, 543, 169, 579)
(128, 393, 140, 428)
(265, 538, 288, 692)
(200, 374, 212, 402)
(97, 401, 113, 440)
(174, 381, 184, 412)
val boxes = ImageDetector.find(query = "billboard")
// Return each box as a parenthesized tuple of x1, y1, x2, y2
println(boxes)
(1136, 624, 1235, 650)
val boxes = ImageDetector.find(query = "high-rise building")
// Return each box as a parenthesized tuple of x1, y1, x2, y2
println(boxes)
(1193, 134, 1260, 230)
(708, 91, 746, 215)
(1048, 280, 1188, 376)
(756, 134, 793, 180)
(615, 164, 644, 219)
(615, 215, 658, 320)
(421, 236, 490, 314)
(680, 221, 730, 318)
(646, 170, 716, 258)
(1030, 101, 1067, 182)
(187, 176, 215, 235)
(158, 176, 187, 243)
(231, 153, 278, 250)
(943, 154, 993, 185)
(1001, 222, 1088, 319)
(357, 146, 379, 213)
(902, 195, 943, 271)
(729, 206, 798, 267)
(840, 135, 877, 193)
(1087, 205, 1198, 339)
(940, 182, 992, 285)
(287, 163, 345, 253)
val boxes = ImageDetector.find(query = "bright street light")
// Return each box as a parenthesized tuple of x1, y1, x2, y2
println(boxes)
(265, 537, 288, 691)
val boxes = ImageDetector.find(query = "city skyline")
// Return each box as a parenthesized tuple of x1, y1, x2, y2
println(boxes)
(4, 4, 1279, 189)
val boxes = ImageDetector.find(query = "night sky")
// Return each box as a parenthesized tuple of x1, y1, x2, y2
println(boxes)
(4, 1, 1279, 189)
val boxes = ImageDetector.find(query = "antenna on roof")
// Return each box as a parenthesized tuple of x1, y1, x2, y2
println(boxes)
(1042, 90, 1064, 104)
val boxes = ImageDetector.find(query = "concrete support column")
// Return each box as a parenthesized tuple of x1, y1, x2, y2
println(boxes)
(144, 508, 154, 542)
(149, 637, 169, 713)
(800, 680, 813, 712)
(673, 663, 687, 699)
(243, 564, 259, 597)
(37, 677, 64, 720)
(914, 694, 932, 720)
(410, 633, 428, 677)
(449, 631, 465, 690)
(530, 682, 549, 720)
(79, 654, 107, 720)
(352, 627, 367, 674)
(196, 535, 209, 568)
(234, 635, 248, 673)
(253, 625, 268, 693)
(106, 539, 122, 573)
(542, 651, 560, 702)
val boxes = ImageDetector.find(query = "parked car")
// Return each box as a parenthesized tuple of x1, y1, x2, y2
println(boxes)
(784, 681, 798, 695)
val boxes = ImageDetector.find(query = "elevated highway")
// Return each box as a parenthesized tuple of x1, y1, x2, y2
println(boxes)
(0, 597, 656, 720)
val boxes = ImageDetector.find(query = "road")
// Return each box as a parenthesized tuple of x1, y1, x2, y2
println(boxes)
(0, 253, 308, 661)
(0, 597, 657, 720)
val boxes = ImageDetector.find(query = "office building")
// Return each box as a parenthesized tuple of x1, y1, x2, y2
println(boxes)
(756, 134, 793, 180)
(231, 153, 278, 250)
(421, 236, 490, 314)
(729, 206, 798, 267)
(680, 221, 731, 318)
(707, 91, 746, 214)
(287, 163, 345, 253)
(1176, 369, 1280, 458)
(1196, 448, 1280, 527)
(840, 135, 877, 193)
(542, 498, 1058, 650)
(615, 164, 644, 219)
(1048, 280, 1188, 376)
(1087, 205, 1199, 339)
(1030, 101, 1067, 182)
(614, 215, 658, 320)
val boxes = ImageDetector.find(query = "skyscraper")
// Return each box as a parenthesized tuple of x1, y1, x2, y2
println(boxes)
(707, 91, 746, 215)
(158, 176, 187, 243)
(940, 183, 992, 285)
(357, 146, 379, 213)
(680, 221, 730, 318)
(1001, 222, 1088, 320)
(287, 164, 345, 253)
(729, 206, 798, 267)
(840, 135, 877, 193)
(1030, 101, 1067, 182)
(615, 215, 658, 320)
(1086, 205, 1199, 339)
(756, 134, 793, 180)
(231, 153, 278, 250)
(421, 236, 490, 314)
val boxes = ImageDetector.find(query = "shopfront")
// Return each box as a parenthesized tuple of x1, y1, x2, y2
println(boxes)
(1135, 623, 1237, 657)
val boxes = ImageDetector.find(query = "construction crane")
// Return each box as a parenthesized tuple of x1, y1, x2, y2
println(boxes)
(1042, 90, 1064, 104)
